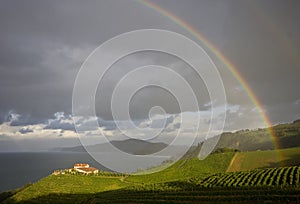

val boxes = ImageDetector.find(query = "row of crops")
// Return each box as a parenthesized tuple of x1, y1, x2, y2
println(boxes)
(4, 166, 300, 203)
(87, 166, 300, 203)
(128, 166, 300, 191)
(199, 166, 300, 187)
(89, 188, 300, 204)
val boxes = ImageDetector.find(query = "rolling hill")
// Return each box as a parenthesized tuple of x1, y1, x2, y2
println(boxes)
(214, 119, 300, 151)
(54, 138, 168, 155)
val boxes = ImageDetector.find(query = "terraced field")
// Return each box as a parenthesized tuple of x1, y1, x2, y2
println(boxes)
(90, 166, 300, 203)
(88, 188, 300, 204)
(200, 166, 300, 187)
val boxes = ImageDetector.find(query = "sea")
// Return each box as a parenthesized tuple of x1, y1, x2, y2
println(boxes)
(0, 152, 108, 192)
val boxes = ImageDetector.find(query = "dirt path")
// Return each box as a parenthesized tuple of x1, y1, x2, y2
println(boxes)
(226, 153, 241, 172)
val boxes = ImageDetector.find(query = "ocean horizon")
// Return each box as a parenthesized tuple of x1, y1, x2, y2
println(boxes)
(0, 152, 108, 192)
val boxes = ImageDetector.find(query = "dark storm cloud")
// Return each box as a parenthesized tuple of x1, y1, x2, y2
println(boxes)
(0, 0, 299, 146)
(94, 51, 211, 120)
(149, 0, 300, 124)
(1, 0, 216, 123)
(0, 0, 172, 120)
(212, 0, 300, 123)
(0, 1, 82, 120)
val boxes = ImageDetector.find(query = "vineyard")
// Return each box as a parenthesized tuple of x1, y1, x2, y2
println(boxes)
(87, 166, 300, 203)
(2, 148, 300, 203)
(88, 188, 300, 204)
(199, 166, 300, 187)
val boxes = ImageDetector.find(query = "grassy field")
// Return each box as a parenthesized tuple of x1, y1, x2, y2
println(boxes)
(227, 147, 300, 172)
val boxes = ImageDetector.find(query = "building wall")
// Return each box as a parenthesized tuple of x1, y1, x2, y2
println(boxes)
(74, 164, 89, 169)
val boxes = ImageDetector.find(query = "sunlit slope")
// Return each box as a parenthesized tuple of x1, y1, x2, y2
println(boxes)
(216, 120, 300, 151)
(227, 147, 300, 172)
(89, 167, 300, 204)
(125, 152, 235, 184)
(5, 175, 129, 204)
(201, 166, 300, 187)
(2, 152, 235, 203)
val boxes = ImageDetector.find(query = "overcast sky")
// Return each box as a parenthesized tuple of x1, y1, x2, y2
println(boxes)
(0, 0, 299, 151)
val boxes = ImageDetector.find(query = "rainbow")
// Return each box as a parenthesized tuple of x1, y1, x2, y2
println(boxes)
(138, 0, 283, 155)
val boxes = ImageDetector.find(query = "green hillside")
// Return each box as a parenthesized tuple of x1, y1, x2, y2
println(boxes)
(3, 175, 129, 204)
(3, 165, 300, 203)
(126, 151, 235, 184)
(2, 151, 234, 203)
(91, 166, 300, 203)
(3, 146, 300, 203)
(216, 120, 300, 151)
(201, 166, 300, 187)
(227, 147, 300, 172)
(89, 166, 300, 204)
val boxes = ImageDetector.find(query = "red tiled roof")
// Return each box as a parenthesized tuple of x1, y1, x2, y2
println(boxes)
(74, 163, 89, 167)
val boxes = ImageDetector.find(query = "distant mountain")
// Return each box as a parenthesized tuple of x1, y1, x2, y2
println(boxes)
(54, 139, 168, 155)
(110, 139, 168, 155)
(54, 120, 300, 154)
